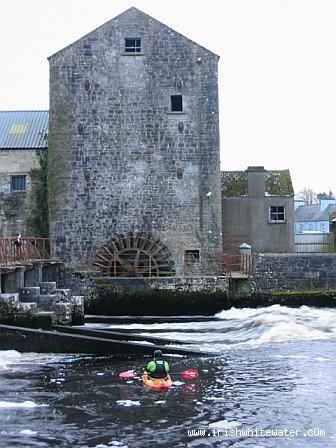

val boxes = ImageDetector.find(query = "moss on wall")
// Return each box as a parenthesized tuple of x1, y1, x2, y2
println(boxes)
(86, 284, 230, 316)
(231, 288, 336, 308)
(47, 103, 71, 221)
(28, 149, 49, 237)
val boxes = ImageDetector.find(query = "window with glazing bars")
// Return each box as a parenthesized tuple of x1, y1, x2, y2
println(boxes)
(11, 175, 27, 191)
(269, 205, 285, 221)
(125, 38, 141, 53)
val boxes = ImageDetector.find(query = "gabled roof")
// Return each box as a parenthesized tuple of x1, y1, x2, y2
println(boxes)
(221, 169, 294, 197)
(48, 7, 219, 60)
(221, 171, 248, 196)
(0, 111, 48, 149)
(294, 203, 336, 222)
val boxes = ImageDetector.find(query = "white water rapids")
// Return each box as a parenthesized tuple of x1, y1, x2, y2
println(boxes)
(101, 305, 336, 352)
(0, 305, 335, 448)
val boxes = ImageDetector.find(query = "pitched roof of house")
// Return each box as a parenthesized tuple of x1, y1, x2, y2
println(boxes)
(221, 169, 294, 197)
(0, 111, 48, 149)
(48, 7, 219, 60)
(294, 203, 336, 222)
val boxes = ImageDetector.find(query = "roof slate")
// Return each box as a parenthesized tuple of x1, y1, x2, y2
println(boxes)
(294, 203, 336, 222)
(0, 111, 48, 149)
(221, 170, 294, 197)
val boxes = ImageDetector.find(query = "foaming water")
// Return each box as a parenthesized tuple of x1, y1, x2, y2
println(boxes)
(104, 305, 336, 351)
(0, 350, 78, 372)
(0, 306, 335, 447)
(0, 401, 48, 409)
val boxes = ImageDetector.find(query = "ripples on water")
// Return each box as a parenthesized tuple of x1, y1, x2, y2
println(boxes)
(0, 305, 335, 447)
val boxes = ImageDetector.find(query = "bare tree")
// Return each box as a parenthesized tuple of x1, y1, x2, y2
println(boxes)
(296, 188, 318, 205)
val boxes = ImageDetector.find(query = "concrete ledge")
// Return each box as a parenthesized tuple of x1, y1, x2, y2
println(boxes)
(0, 324, 208, 356)
(18, 287, 41, 302)
(87, 276, 230, 316)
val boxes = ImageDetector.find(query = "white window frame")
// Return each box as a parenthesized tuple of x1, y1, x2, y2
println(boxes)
(269, 205, 285, 222)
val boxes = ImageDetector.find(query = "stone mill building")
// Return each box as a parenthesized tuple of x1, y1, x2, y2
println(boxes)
(48, 7, 222, 276)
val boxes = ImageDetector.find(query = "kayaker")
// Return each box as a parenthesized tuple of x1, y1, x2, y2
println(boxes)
(144, 350, 170, 379)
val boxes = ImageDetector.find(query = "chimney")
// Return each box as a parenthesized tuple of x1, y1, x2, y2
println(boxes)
(246, 166, 266, 197)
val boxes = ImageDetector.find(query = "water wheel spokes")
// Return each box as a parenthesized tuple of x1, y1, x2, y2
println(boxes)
(93, 231, 175, 277)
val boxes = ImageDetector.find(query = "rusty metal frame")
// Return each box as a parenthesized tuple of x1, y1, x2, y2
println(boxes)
(93, 232, 175, 277)
(217, 253, 251, 277)
(0, 237, 56, 267)
(222, 235, 249, 254)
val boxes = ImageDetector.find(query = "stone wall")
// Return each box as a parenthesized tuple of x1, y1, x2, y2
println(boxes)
(0, 282, 84, 327)
(87, 276, 229, 316)
(252, 253, 336, 292)
(48, 7, 222, 275)
(0, 149, 39, 236)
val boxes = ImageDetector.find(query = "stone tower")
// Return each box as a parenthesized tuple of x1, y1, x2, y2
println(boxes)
(48, 7, 221, 276)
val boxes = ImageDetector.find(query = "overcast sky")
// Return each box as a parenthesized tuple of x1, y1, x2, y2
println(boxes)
(0, 0, 335, 194)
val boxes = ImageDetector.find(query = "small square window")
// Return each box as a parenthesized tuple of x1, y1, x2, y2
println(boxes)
(171, 95, 183, 112)
(185, 250, 200, 263)
(11, 175, 27, 191)
(269, 205, 285, 221)
(125, 38, 141, 53)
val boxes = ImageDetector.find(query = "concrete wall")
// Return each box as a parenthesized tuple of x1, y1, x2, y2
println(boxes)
(252, 253, 336, 292)
(48, 7, 222, 275)
(222, 196, 294, 252)
(0, 150, 39, 236)
(222, 168, 294, 253)
(87, 276, 229, 315)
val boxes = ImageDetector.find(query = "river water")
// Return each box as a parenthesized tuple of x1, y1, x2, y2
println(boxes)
(0, 304, 335, 447)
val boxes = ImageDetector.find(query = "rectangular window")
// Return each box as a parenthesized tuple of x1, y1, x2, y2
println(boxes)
(125, 38, 141, 53)
(171, 95, 183, 112)
(185, 250, 200, 263)
(11, 175, 26, 191)
(269, 205, 285, 221)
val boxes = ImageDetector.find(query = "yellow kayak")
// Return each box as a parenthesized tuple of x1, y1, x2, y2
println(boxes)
(142, 373, 173, 390)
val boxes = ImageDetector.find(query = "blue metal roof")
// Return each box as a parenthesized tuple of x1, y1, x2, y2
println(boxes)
(0, 110, 48, 149)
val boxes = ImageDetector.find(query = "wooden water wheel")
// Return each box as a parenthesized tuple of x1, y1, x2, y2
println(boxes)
(93, 232, 175, 277)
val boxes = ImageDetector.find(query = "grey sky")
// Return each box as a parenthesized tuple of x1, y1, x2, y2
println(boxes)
(1, 0, 335, 194)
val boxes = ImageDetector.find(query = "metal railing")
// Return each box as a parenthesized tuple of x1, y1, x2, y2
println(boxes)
(217, 253, 251, 277)
(0, 237, 56, 266)
(222, 235, 249, 254)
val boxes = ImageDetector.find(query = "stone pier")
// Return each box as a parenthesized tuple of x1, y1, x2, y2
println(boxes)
(0, 261, 85, 328)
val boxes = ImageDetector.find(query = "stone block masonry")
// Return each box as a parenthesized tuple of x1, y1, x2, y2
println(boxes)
(0, 282, 84, 327)
(252, 253, 336, 293)
(48, 7, 222, 276)
(87, 276, 230, 316)
(0, 149, 39, 236)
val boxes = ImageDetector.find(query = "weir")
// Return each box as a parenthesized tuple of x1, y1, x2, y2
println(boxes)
(0, 324, 208, 356)
(85, 315, 221, 324)
(54, 325, 194, 345)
